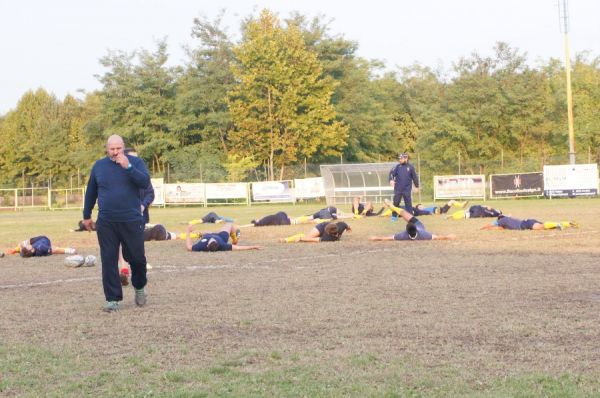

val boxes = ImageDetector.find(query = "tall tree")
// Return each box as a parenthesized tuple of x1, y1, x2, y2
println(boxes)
(228, 9, 347, 180)
(169, 12, 235, 181)
(98, 40, 178, 175)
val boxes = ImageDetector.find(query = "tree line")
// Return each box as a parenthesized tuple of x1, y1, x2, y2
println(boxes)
(1, 9, 599, 187)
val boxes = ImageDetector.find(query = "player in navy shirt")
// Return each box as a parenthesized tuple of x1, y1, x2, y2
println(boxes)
(480, 215, 578, 231)
(369, 200, 455, 241)
(412, 199, 468, 216)
(352, 197, 385, 217)
(447, 204, 502, 220)
(249, 211, 292, 226)
(187, 212, 234, 226)
(280, 221, 352, 243)
(6, 236, 76, 257)
(186, 222, 260, 252)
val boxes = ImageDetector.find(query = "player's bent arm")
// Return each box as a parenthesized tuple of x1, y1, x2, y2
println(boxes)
(232, 245, 261, 250)
(369, 236, 395, 241)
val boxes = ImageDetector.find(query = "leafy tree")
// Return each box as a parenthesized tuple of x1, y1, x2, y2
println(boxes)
(97, 40, 179, 175)
(228, 9, 347, 180)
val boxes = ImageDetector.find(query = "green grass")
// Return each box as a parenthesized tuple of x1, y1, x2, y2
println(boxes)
(2, 343, 599, 397)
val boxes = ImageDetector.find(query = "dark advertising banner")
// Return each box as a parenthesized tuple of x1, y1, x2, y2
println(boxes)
(490, 172, 543, 198)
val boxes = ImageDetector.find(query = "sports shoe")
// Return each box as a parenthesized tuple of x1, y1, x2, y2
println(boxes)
(135, 288, 147, 307)
(391, 216, 398, 222)
(103, 301, 119, 312)
(231, 228, 241, 244)
(0, 252, 5, 258)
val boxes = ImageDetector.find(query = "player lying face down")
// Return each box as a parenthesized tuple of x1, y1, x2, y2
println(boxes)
(480, 215, 578, 231)
(369, 199, 455, 241)
(280, 221, 352, 243)
(186, 222, 261, 252)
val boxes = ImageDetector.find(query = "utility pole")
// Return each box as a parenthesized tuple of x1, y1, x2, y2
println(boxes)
(559, 0, 576, 164)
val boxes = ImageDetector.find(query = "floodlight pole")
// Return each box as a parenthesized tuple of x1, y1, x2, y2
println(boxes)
(560, 0, 576, 164)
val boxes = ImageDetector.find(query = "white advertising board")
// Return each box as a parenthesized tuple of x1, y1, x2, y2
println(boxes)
(543, 164, 599, 197)
(251, 180, 294, 202)
(434, 175, 486, 200)
(294, 177, 325, 199)
(151, 178, 165, 205)
(164, 183, 206, 204)
(205, 183, 248, 199)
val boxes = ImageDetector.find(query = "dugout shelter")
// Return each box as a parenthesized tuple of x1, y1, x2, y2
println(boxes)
(320, 163, 395, 205)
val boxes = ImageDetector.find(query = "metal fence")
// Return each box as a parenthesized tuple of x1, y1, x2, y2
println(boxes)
(0, 188, 84, 210)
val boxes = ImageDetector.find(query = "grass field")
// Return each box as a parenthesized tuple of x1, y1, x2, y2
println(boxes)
(1, 198, 600, 397)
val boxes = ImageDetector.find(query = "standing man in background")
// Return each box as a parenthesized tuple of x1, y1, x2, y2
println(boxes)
(388, 153, 420, 220)
(82, 135, 151, 312)
(119, 147, 155, 286)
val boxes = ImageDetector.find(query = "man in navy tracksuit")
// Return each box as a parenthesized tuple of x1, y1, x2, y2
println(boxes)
(388, 153, 420, 218)
(82, 135, 151, 312)
(125, 147, 154, 224)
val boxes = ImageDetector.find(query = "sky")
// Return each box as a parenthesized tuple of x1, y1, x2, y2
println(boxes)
(1, 0, 599, 115)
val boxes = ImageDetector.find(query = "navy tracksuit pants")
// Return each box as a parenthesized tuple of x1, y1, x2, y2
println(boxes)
(96, 218, 147, 302)
(393, 191, 413, 215)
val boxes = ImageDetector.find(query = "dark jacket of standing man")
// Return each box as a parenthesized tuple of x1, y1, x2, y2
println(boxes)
(388, 153, 420, 216)
(83, 135, 151, 312)
(125, 147, 155, 224)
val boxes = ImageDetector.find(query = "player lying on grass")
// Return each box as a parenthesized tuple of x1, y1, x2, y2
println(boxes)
(244, 211, 294, 227)
(480, 215, 578, 231)
(374, 199, 467, 218)
(446, 204, 502, 220)
(369, 200, 456, 241)
(242, 208, 344, 228)
(187, 211, 234, 225)
(5, 236, 77, 257)
(292, 206, 361, 224)
(280, 221, 352, 243)
(412, 199, 468, 216)
(143, 223, 201, 241)
(186, 222, 261, 252)
(351, 197, 385, 217)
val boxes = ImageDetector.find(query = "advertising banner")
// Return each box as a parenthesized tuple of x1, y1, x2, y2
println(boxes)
(543, 164, 599, 197)
(164, 183, 206, 204)
(490, 172, 543, 198)
(151, 178, 165, 205)
(205, 183, 248, 200)
(434, 175, 486, 200)
(294, 177, 325, 199)
(251, 180, 294, 202)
